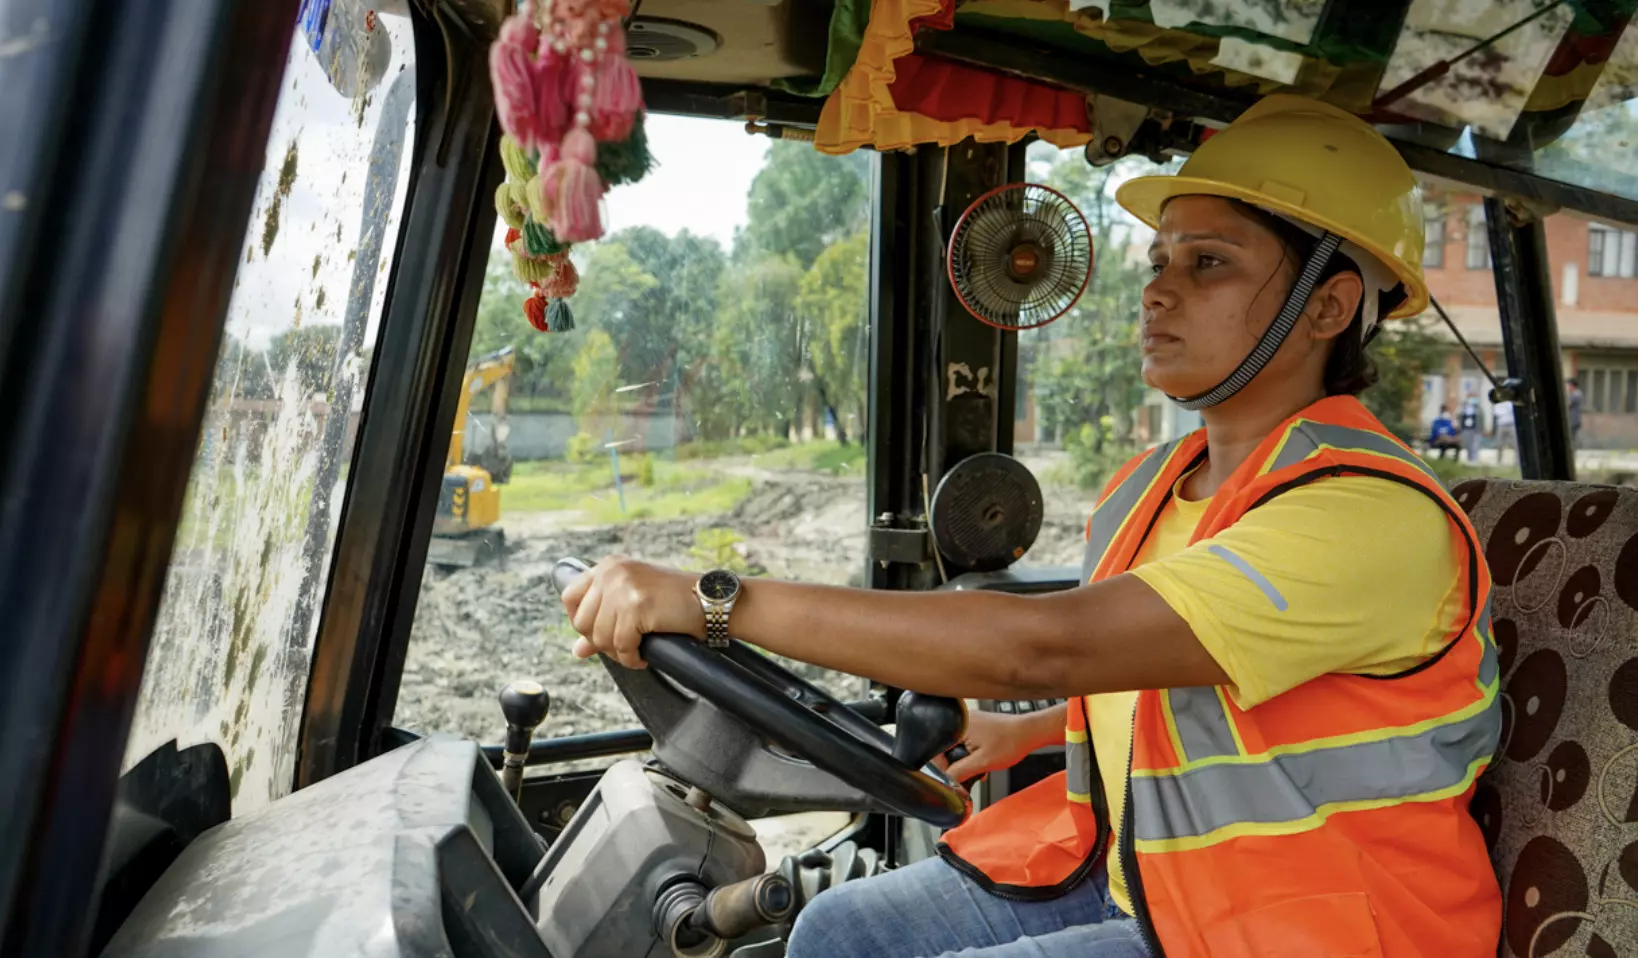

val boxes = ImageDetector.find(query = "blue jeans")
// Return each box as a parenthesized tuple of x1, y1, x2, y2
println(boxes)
(785, 857, 1148, 957)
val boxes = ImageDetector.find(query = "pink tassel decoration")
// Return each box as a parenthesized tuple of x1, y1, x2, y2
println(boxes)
(590, 54, 642, 142)
(549, 128, 604, 243)
(532, 48, 571, 146)
(490, 37, 541, 150)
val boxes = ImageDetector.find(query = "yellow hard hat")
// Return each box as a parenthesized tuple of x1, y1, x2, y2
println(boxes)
(1115, 94, 1428, 320)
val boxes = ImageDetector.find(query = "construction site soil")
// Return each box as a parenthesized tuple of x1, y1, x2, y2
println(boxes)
(396, 460, 1093, 750)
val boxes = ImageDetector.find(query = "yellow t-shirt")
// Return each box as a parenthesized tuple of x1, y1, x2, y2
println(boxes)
(1089, 470, 1463, 915)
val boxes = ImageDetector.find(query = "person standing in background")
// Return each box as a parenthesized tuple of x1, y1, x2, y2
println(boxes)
(1430, 406, 1461, 459)
(1567, 377, 1584, 449)
(1493, 397, 1515, 465)
(1459, 392, 1483, 463)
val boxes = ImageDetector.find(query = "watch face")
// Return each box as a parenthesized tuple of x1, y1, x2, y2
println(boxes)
(699, 569, 740, 602)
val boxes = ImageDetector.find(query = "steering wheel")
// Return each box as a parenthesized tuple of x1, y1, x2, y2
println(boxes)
(551, 558, 970, 828)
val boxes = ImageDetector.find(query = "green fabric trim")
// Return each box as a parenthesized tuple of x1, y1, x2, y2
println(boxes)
(772, 0, 872, 98)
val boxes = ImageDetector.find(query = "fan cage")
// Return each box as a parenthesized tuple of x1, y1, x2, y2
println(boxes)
(947, 183, 1093, 331)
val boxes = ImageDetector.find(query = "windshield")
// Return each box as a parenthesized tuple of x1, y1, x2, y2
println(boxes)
(395, 117, 872, 776)
(123, 2, 416, 810)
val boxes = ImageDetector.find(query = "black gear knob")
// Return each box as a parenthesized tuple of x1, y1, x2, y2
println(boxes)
(892, 692, 967, 769)
(499, 681, 551, 802)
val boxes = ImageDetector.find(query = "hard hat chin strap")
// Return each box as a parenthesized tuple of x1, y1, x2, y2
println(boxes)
(1167, 231, 1343, 412)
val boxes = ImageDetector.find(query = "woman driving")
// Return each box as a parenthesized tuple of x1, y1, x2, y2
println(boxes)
(560, 95, 1502, 958)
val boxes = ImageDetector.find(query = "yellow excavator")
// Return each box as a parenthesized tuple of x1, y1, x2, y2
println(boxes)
(428, 346, 516, 568)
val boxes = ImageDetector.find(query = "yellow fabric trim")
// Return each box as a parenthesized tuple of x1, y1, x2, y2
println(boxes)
(1067, 790, 1093, 804)
(1065, 727, 1088, 744)
(1132, 756, 1490, 854)
(1132, 671, 1498, 778)
(1160, 691, 1189, 764)
(813, 0, 1093, 155)
(1216, 686, 1249, 755)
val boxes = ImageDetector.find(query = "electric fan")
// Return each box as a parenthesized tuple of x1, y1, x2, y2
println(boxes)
(946, 183, 1093, 331)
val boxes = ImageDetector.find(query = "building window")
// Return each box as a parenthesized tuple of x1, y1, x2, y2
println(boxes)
(1466, 205, 1491, 269)
(1626, 370, 1638, 414)
(1423, 212, 1445, 269)
(1589, 223, 1638, 278)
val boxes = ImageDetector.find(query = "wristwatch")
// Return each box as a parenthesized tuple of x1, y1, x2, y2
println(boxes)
(693, 569, 742, 649)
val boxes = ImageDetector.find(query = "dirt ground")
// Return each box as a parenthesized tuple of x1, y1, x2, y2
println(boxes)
(394, 455, 1091, 855)
(396, 456, 1093, 747)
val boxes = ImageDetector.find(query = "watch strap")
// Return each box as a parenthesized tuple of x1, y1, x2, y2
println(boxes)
(704, 602, 731, 648)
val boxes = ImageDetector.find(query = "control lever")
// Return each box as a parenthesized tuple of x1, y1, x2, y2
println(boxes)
(654, 873, 795, 957)
(892, 691, 967, 769)
(499, 680, 551, 802)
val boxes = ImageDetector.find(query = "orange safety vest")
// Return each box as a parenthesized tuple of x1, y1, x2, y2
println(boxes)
(940, 396, 1502, 958)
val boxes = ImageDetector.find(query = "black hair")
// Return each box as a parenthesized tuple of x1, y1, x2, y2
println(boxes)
(1224, 200, 1406, 397)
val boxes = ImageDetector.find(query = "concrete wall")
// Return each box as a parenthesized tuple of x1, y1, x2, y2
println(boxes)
(465, 411, 694, 461)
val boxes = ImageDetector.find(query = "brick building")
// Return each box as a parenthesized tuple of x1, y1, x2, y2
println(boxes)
(1426, 194, 1638, 448)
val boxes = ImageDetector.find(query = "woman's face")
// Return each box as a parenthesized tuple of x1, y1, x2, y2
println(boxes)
(1140, 195, 1317, 399)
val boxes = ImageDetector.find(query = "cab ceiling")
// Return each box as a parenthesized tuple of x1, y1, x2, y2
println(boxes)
(623, 0, 830, 84)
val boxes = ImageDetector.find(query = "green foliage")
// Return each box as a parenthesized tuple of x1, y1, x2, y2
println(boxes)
(268, 324, 343, 399)
(1026, 154, 1153, 463)
(570, 329, 617, 437)
(1360, 316, 1445, 444)
(564, 431, 598, 464)
(686, 527, 751, 574)
(705, 254, 808, 439)
(1065, 420, 1135, 491)
(754, 439, 866, 475)
(797, 230, 871, 442)
(741, 141, 870, 269)
(636, 453, 655, 488)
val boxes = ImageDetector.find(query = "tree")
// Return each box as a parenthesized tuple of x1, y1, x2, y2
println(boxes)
(571, 328, 618, 441)
(1027, 154, 1152, 486)
(709, 254, 807, 437)
(267, 324, 343, 400)
(1361, 317, 1445, 443)
(796, 230, 871, 442)
(741, 141, 870, 269)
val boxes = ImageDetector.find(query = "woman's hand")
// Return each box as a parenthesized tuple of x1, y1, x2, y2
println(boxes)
(559, 556, 704, 669)
(943, 706, 1064, 783)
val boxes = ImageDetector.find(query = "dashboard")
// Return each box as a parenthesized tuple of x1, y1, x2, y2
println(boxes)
(102, 737, 549, 958)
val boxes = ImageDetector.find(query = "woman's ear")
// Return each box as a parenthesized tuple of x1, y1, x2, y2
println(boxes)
(1306, 271, 1364, 342)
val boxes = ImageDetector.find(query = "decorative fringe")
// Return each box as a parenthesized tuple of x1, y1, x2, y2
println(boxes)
(532, 48, 571, 146)
(548, 129, 603, 243)
(524, 219, 567, 257)
(497, 182, 526, 228)
(590, 55, 642, 142)
(524, 292, 549, 332)
(512, 253, 558, 285)
(499, 135, 534, 182)
(490, 36, 541, 150)
(540, 254, 579, 298)
(595, 112, 654, 187)
(548, 298, 576, 332)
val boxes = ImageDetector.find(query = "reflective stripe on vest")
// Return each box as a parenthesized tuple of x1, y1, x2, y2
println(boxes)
(1081, 439, 1185, 585)
(1262, 419, 1442, 484)
(1132, 638, 1500, 852)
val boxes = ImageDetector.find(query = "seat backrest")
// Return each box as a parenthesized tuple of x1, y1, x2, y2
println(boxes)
(1455, 478, 1638, 958)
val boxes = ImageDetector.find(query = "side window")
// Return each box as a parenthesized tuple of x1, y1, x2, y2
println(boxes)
(1423, 207, 1446, 270)
(396, 120, 871, 763)
(1465, 204, 1492, 270)
(126, 9, 416, 808)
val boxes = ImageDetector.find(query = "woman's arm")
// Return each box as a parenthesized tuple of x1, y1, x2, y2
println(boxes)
(560, 558, 1229, 700)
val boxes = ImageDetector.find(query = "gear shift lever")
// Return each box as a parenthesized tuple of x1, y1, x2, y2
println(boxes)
(499, 680, 551, 803)
(892, 691, 967, 769)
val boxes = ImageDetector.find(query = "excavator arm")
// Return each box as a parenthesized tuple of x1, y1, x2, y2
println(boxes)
(448, 346, 516, 476)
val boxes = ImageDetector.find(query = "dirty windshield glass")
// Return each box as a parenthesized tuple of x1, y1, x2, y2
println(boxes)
(396, 118, 871, 763)
(124, 2, 416, 810)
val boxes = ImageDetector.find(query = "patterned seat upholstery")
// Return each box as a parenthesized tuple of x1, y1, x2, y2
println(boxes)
(1453, 478, 1638, 958)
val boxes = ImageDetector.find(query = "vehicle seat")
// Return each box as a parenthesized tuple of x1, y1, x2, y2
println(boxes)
(1454, 478, 1638, 957)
